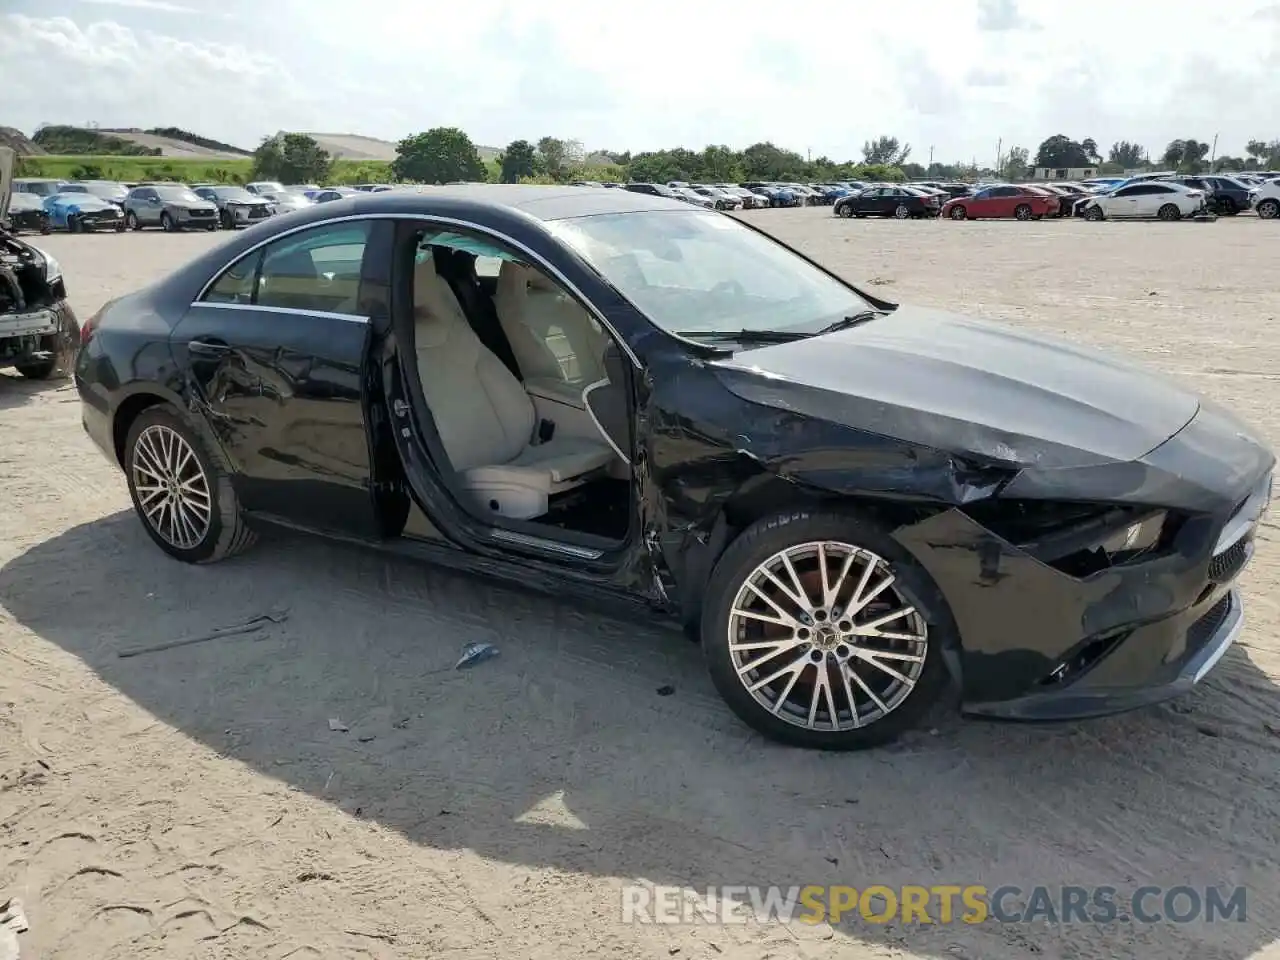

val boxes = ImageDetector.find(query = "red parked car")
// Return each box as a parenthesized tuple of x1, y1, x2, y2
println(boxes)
(941, 184, 1060, 221)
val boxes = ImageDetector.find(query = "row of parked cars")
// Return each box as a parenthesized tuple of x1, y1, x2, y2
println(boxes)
(571, 179, 873, 209)
(4, 177, 398, 234)
(827, 171, 1280, 222)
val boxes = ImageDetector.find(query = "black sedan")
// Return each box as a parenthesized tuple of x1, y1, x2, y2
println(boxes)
(74, 186, 1274, 750)
(835, 185, 940, 219)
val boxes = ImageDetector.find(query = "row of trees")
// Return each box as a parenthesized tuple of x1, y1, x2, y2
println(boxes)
(248, 128, 1280, 189)
(1027, 134, 1280, 175)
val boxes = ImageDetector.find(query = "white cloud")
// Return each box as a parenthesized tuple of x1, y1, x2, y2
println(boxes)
(1, 1, 1278, 165)
(75, 0, 196, 13)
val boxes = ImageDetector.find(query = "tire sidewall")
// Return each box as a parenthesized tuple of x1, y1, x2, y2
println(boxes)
(700, 509, 954, 750)
(1259, 199, 1279, 219)
(124, 406, 234, 563)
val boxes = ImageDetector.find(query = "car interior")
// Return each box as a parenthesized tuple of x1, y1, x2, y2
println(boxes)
(403, 228, 633, 545)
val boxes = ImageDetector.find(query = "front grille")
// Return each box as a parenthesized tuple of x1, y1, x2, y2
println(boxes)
(1186, 593, 1232, 653)
(248, 207, 267, 218)
(1209, 538, 1250, 583)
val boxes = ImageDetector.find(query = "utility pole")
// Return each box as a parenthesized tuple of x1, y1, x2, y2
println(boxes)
(1209, 133, 1218, 172)
(928, 145, 934, 170)
(995, 137, 1002, 176)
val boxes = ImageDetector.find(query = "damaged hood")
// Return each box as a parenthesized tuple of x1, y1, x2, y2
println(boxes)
(0, 146, 12, 224)
(710, 304, 1200, 470)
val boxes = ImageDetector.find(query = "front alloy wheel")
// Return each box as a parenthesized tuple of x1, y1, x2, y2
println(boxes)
(702, 511, 949, 749)
(1257, 198, 1279, 219)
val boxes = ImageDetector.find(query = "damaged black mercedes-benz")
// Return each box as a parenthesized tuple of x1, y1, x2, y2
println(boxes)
(0, 147, 80, 379)
(74, 185, 1274, 750)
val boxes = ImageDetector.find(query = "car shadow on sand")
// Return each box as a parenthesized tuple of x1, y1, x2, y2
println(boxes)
(0, 371, 74, 410)
(2, 512, 1279, 959)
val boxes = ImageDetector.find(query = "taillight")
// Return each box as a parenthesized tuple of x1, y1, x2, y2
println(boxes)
(80, 310, 100, 345)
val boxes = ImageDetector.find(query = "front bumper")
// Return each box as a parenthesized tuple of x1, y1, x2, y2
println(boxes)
(895, 403, 1274, 722)
(74, 208, 124, 229)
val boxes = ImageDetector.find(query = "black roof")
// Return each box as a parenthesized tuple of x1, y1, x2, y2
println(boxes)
(336, 184, 691, 222)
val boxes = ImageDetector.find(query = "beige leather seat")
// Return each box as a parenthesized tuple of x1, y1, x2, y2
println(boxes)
(412, 257, 614, 520)
(494, 261, 607, 386)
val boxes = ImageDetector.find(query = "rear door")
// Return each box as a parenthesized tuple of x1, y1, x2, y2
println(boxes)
(169, 219, 394, 537)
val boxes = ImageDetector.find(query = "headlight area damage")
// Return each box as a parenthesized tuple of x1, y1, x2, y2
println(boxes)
(0, 234, 79, 379)
(670, 367, 1274, 723)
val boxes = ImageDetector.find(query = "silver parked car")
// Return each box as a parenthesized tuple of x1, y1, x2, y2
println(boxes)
(259, 190, 314, 214)
(123, 184, 219, 232)
(192, 185, 274, 229)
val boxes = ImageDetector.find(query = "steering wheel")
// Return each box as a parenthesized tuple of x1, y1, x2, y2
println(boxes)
(709, 279, 746, 298)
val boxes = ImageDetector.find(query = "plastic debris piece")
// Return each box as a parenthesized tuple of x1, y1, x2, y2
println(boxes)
(328, 718, 349, 732)
(455, 642, 500, 670)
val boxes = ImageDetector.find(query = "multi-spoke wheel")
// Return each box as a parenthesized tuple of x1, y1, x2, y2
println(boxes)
(702, 510, 951, 749)
(123, 406, 256, 563)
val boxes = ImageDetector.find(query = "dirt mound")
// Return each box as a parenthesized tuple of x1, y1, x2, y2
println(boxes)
(0, 127, 44, 156)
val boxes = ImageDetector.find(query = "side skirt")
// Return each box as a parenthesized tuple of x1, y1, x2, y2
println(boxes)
(245, 510, 672, 625)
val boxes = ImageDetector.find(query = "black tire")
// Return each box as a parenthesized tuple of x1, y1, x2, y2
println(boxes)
(1158, 203, 1181, 221)
(67, 215, 82, 233)
(837, 203, 855, 218)
(39, 222, 52, 235)
(893, 203, 910, 219)
(1218, 198, 1236, 215)
(220, 209, 234, 230)
(14, 346, 57, 380)
(126, 211, 141, 231)
(949, 205, 967, 220)
(700, 509, 952, 750)
(1257, 198, 1280, 219)
(1084, 205, 1104, 221)
(160, 211, 175, 232)
(1014, 203, 1032, 221)
(123, 406, 257, 564)
(114, 219, 126, 232)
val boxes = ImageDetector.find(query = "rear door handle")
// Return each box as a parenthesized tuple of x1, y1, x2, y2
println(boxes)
(188, 338, 231, 357)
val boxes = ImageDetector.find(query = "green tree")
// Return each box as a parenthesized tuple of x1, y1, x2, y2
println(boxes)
(1033, 135, 1090, 168)
(1245, 139, 1280, 167)
(499, 139, 539, 183)
(1000, 146, 1029, 181)
(252, 133, 333, 184)
(1081, 138, 1099, 163)
(536, 137, 568, 180)
(1107, 140, 1147, 169)
(699, 144, 743, 181)
(862, 135, 911, 165)
(392, 127, 486, 183)
(1162, 138, 1210, 173)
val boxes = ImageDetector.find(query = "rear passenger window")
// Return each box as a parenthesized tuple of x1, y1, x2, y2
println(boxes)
(200, 222, 371, 315)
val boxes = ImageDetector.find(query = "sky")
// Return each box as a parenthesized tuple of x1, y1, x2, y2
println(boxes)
(1, 0, 1279, 165)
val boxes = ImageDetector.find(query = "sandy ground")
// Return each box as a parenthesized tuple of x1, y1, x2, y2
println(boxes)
(2, 210, 1279, 960)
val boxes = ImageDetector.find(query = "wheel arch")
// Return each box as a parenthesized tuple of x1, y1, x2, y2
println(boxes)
(673, 472, 946, 639)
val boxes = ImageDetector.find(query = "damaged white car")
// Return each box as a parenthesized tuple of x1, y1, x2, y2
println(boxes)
(0, 147, 80, 379)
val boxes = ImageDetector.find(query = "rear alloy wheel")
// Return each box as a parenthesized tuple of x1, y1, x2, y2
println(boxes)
(949, 205, 967, 220)
(125, 211, 141, 231)
(893, 203, 910, 219)
(124, 407, 257, 564)
(1084, 205, 1104, 221)
(702, 510, 949, 750)
(1158, 203, 1181, 221)
(1014, 203, 1032, 221)
(1257, 198, 1280, 219)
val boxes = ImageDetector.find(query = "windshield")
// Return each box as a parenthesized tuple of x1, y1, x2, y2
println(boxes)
(21, 181, 65, 196)
(546, 210, 870, 336)
(155, 186, 202, 202)
(215, 187, 256, 200)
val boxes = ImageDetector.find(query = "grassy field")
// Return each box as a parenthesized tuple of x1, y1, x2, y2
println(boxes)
(14, 154, 396, 185)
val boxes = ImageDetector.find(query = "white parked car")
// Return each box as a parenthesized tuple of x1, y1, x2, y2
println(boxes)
(1248, 179, 1280, 219)
(1079, 180, 1207, 221)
